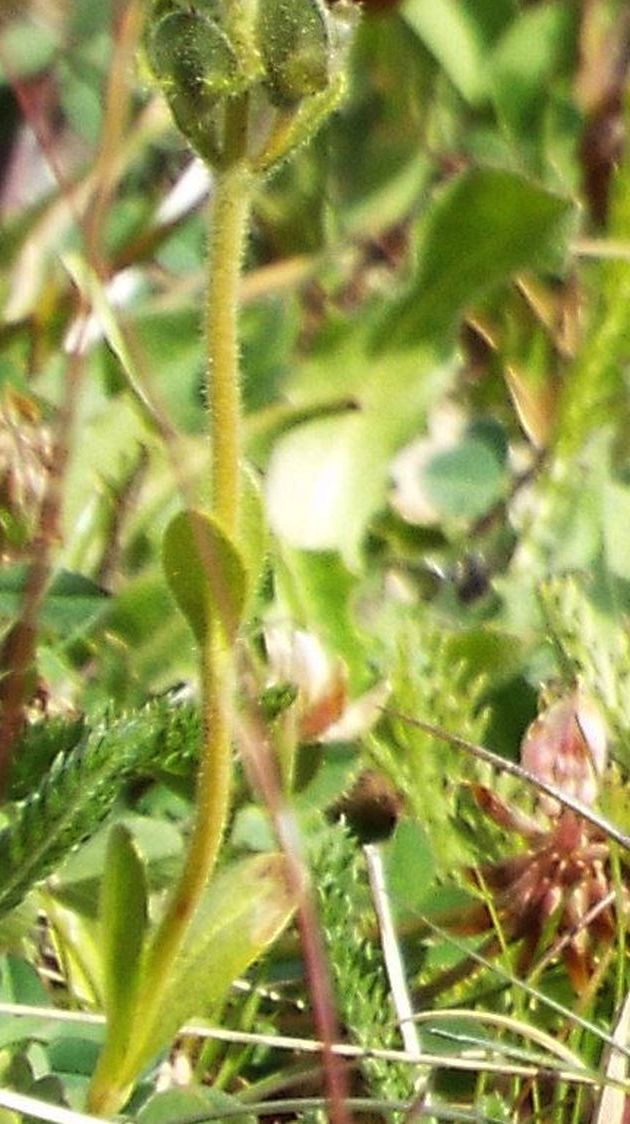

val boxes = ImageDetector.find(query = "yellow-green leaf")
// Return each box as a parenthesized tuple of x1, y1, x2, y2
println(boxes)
(100, 825, 148, 1041)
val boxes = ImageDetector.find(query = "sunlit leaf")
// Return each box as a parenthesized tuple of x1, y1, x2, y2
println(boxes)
(265, 344, 452, 568)
(380, 168, 575, 347)
(490, 3, 575, 137)
(51, 814, 183, 919)
(125, 853, 296, 1084)
(402, 0, 488, 104)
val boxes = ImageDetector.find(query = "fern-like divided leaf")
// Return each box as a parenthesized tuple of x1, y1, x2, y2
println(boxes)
(7, 715, 86, 801)
(0, 700, 201, 918)
(312, 820, 415, 1101)
(539, 575, 630, 766)
(369, 630, 490, 871)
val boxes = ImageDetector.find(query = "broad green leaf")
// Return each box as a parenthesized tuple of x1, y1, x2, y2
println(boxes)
(0, 20, 60, 82)
(265, 412, 391, 569)
(384, 818, 436, 915)
(230, 804, 276, 853)
(137, 853, 295, 1071)
(422, 436, 506, 519)
(0, 567, 109, 634)
(47, 1035, 101, 1080)
(162, 509, 248, 643)
(265, 344, 453, 569)
(490, 2, 574, 138)
(0, 955, 51, 1007)
(380, 168, 575, 347)
(99, 825, 148, 1042)
(402, 0, 488, 105)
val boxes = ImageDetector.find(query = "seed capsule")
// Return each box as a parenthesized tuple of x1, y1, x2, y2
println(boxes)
(148, 10, 239, 98)
(258, 0, 330, 105)
(146, 7, 242, 161)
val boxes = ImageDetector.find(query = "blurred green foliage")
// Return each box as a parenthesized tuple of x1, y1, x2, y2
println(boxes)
(1, 0, 630, 1119)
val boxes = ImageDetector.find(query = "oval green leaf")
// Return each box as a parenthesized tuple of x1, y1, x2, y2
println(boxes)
(128, 853, 296, 1084)
(162, 509, 248, 644)
(422, 437, 506, 520)
(380, 168, 575, 347)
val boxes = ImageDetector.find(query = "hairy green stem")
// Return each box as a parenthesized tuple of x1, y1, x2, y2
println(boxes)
(140, 129, 253, 973)
(87, 107, 253, 1118)
(210, 105, 252, 534)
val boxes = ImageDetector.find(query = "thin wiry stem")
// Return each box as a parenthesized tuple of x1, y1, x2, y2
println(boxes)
(0, 1002, 618, 1089)
(364, 844, 424, 1078)
(384, 710, 630, 852)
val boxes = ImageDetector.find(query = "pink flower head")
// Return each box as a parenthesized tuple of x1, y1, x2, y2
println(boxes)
(520, 689, 607, 815)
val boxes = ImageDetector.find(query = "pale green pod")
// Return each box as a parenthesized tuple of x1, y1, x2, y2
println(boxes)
(147, 0, 223, 41)
(148, 0, 179, 24)
(148, 10, 239, 98)
(258, 0, 330, 105)
(146, 9, 242, 162)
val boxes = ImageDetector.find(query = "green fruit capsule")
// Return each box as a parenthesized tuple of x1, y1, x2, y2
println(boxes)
(146, 0, 223, 43)
(148, 9, 239, 100)
(258, 0, 330, 105)
(146, 9, 243, 161)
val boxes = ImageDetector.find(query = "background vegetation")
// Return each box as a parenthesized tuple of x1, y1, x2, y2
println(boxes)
(1, 0, 630, 1120)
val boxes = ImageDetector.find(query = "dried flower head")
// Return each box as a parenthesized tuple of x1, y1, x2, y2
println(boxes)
(437, 690, 622, 995)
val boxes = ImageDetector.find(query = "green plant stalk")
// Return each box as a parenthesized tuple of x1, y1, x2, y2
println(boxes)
(209, 104, 252, 535)
(144, 97, 254, 955)
(142, 625, 235, 980)
(87, 102, 253, 1118)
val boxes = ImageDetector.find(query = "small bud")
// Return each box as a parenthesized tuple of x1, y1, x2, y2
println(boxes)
(258, 0, 330, 105)
(520, 689, 607, 815)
